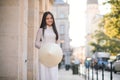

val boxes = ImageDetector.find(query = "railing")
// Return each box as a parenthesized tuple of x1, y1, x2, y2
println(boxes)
(79, 62, 114, 80)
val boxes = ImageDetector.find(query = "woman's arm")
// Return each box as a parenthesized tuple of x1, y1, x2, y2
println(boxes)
(35, 28, 42, 49)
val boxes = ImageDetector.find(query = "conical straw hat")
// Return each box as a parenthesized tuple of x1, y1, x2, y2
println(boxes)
(38, 43, 63, 67)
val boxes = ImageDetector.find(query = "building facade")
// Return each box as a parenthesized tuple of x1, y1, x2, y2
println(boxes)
(0, 0, 54, 80)
(51, 0, 71, 68)
(85, 0, 100, 57)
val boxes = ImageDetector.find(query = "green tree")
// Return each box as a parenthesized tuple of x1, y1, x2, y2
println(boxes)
(90, 21, 120, 55)
(103, 0, 120, 39)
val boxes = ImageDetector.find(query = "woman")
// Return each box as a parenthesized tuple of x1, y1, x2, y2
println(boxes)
(35, 11, 59, 80)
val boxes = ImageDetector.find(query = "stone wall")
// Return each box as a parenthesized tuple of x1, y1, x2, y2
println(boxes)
(0, 0, 53, 80)
(0, 0, 28, 80)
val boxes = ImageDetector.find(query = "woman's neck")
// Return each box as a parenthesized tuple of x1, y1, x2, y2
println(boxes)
(47, 25, 52, 28)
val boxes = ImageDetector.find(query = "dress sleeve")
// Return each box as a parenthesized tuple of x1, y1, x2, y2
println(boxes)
(35, 28, 42, 42)
(35, 28, 42, 48)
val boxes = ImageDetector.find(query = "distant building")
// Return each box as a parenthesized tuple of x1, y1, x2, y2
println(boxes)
(52, 0, 72, 67)
(72, 46, 86, 64)
(85, 0, 100, 57)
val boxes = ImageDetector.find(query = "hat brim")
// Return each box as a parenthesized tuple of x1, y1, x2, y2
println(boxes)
(38, 43, 63, 67)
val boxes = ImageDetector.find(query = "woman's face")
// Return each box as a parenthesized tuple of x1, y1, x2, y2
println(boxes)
(46, 14, 53, 26)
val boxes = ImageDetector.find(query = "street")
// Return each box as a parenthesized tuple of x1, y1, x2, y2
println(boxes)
(58, 69, 85, 80)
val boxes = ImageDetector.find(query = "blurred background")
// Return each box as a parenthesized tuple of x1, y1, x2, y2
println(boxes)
(0, 0, 120, 80)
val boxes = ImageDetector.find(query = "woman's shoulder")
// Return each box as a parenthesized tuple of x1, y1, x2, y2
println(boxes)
(37, 28, 43, 34)
(38, 28, 42, 31)
(38, 28, 43, 32)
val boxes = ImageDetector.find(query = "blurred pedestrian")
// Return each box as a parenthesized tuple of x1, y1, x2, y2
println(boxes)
(84, 59, 90, 69)
(94, 59, 99, 71)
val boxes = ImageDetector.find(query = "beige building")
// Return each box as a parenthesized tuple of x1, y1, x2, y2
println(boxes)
(85, 0, 100, 57)
(72, 46, 86, 64)
(51, 0, 71, 68)
(0, 0, 54, 80)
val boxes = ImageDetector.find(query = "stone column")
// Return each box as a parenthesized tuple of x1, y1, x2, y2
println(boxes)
(39, 0, 46, 24)
(45, 0, 49, 11)
(45, 0, 54, 11)
(27, 0, 39, 80)
(0, 0, 28, 80)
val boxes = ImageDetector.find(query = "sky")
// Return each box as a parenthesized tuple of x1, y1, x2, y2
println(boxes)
(65, 0, 110, 48)
(67, 0, 87, 48)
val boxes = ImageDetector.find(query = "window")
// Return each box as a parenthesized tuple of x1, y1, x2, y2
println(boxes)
(60, 14, 64, 18)
(60, 25, 65, 35)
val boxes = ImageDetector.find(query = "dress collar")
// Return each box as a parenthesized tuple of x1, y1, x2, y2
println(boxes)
(46, 25, 52, 29)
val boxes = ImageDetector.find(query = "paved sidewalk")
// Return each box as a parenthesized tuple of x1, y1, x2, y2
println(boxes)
(58, 69, 85, 80)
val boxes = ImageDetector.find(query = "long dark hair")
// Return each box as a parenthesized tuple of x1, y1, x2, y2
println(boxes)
(40, 11, 58, 41)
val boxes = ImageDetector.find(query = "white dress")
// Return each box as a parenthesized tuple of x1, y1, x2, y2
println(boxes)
(39, 26, 58, 80)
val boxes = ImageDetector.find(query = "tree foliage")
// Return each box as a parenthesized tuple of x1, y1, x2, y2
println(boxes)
(90, 21, 120, 55)
(89, 0, 120, 55)
(103, 0, 120, 39)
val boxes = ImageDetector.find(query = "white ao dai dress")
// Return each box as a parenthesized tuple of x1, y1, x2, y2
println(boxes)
(39, 26, 58, 80)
